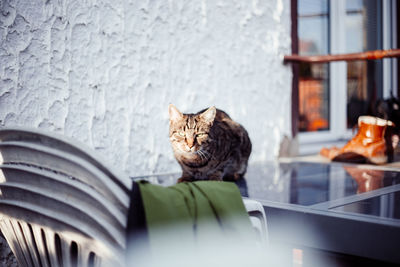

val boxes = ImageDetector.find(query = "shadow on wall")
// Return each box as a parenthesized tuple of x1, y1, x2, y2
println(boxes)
(0, 232, 18, 267)
(278, 135, 299, 158)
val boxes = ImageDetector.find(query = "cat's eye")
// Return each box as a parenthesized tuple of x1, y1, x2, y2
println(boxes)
(197, 133, 207, 137)
(178, 131, 185, 137)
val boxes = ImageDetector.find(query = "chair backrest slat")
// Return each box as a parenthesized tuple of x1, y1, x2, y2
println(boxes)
(0, 190, 125, 249)
(0, 128, 131, 190)
(19, 222, 42, 267)
(1, 219, 29, 267)
(0, 141, 129, 212)
(30, 225, 51, 267)
(1, 165, 126, 229)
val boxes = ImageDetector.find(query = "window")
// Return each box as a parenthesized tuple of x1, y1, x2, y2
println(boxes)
(298, 0, 330, 133)
(295, 0, 398, 155)
(345, 0, 383, 128)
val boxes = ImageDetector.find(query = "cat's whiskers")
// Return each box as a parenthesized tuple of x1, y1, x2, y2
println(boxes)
(201, 149, 211, 159)
(197, 149, 210, 161)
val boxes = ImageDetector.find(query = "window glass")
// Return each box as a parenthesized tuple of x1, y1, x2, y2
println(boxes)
(346, 0, 383, 128)
(298, 0, 330, 132)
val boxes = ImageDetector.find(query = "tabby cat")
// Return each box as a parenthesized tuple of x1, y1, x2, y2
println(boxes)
(168, 104, 252, 182)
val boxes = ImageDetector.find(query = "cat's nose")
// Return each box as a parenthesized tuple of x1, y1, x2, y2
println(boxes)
(187, 137, 194, 148)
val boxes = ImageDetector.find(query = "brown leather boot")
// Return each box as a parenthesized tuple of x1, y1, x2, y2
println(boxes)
(320, 116, 394, 164)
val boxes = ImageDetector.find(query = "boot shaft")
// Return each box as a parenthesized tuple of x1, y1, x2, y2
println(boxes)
(357, 116, 393, 142)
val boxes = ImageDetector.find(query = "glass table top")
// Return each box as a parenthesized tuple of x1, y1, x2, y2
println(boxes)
(133, 161, 400, 219)
(244, 162, 400, 206)
(132, 161, 400, 264)
(332, 191, 400, 220)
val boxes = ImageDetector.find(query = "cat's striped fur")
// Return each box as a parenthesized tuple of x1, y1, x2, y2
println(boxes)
(169, 104, 252, 182)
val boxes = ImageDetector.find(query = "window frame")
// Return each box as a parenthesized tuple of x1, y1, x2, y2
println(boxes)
(294, 0, 398, 155)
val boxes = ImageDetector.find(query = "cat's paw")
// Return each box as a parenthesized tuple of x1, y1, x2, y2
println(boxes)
(207, 171, 224, 181)
(177, 176, 193, 183)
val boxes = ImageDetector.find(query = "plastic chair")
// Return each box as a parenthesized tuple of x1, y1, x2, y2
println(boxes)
(0, 127, 132, 267)
(242, 198, 269, 245)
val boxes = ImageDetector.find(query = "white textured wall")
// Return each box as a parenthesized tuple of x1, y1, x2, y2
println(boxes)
(0, 0, 292, 177)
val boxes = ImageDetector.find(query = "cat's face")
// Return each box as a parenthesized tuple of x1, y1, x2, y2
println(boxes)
(168, 104, 216, 157)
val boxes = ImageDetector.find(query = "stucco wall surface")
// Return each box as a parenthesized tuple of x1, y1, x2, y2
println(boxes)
(0, 0, 292, 177)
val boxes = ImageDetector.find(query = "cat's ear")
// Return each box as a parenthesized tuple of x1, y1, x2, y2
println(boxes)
(200, 106, 216, 124)
(169, 104, 183, 122)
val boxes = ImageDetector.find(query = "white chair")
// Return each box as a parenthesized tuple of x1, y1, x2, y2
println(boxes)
(0, 127, 132, 267)
(242, 198, 269, 245)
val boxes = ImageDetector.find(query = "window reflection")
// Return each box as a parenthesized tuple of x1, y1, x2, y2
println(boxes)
(298, 63, 329, 132)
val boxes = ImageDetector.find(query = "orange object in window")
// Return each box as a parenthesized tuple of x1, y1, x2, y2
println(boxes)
(299, 77, 329, 132)
(309, 118, 329, 131)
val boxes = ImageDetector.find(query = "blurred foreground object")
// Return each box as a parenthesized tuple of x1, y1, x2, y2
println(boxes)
(126, 180, 268, 266)
(0, 127, 133, 267)
(0, 127, 268, 267)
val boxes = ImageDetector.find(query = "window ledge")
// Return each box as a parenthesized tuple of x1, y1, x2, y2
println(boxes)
(298, 139, 348, 156)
